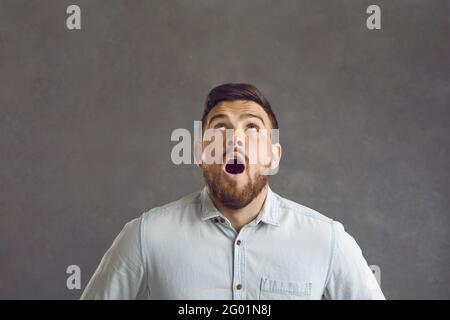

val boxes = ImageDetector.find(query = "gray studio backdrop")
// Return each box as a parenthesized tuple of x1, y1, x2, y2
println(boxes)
(0, 0, 449, 299)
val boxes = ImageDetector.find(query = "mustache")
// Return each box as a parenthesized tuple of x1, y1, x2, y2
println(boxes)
(223, 149, 248, 165)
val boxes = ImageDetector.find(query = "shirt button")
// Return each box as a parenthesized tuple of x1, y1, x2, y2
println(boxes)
(219, 218, 225, 223)
(236, 240, 241, 246)
(236, 284, 242, 290)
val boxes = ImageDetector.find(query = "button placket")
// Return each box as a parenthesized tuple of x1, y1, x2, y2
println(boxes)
(214, 217, 238, 240)
(232, 227, 249, 300)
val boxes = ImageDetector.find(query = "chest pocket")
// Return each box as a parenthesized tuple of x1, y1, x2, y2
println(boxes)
(259, 277, 312, 300)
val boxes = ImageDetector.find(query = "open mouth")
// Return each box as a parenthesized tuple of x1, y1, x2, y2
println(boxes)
(225, 158, 245, 174)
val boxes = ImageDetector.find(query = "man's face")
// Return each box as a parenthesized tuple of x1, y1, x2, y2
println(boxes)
(200, 100, 280, 209)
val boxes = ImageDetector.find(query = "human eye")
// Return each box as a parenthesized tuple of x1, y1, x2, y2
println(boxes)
(245, 123, 260, 133)
(213, 123, 227, 131)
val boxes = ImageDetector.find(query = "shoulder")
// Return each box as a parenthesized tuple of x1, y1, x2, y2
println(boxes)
(113, 191, 202, 252)
(272, 192, 354, 243)
(138, 190, 201, 227)
(274, 192, 334, 225)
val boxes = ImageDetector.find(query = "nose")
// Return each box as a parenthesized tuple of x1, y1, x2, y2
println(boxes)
(228, 139, 243, 147)
(227, 129, 245, 149)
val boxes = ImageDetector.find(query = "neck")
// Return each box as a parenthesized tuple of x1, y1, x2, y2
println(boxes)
(207, 185, 269, 233)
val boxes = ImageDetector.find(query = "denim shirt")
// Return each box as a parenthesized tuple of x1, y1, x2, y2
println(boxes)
(81, 187, 385, 300)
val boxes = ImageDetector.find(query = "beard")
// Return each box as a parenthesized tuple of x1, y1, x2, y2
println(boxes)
(202, 164, 269, 210)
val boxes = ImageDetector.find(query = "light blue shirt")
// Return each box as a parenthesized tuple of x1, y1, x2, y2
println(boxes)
(81, 187, 385, 300)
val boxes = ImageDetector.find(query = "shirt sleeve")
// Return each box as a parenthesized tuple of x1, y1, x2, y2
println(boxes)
(323, 221, 386, 300)
(80, 217, 147, 300)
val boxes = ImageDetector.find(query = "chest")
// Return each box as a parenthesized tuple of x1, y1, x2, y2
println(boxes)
(144, 224, 331, 299)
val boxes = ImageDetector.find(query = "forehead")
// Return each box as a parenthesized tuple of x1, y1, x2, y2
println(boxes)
(207, 100, 270, 123)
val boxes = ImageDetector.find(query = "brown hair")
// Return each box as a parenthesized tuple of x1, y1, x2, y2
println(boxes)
(202, 83, 279, 129)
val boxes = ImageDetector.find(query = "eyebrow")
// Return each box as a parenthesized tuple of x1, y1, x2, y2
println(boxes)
(239, 113, 266, 126)
(207, 113, 266, 127)
(207, 114, 229, 127)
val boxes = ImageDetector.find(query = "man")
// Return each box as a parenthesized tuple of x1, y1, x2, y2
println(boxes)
(81, 83, 385, 300)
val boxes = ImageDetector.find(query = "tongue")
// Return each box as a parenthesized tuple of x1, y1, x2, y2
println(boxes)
(225, 161, 245, 174)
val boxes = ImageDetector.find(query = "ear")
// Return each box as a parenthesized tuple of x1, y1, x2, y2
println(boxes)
(270, 143, 282, 171)
(259, 143, 282, 176)
(193, 140, 203, 169)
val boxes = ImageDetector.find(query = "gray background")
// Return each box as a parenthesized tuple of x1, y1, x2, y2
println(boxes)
(0, 0, 449, 299)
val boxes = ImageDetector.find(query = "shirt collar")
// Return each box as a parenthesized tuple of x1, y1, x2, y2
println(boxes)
(199, 186, 280, 227)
